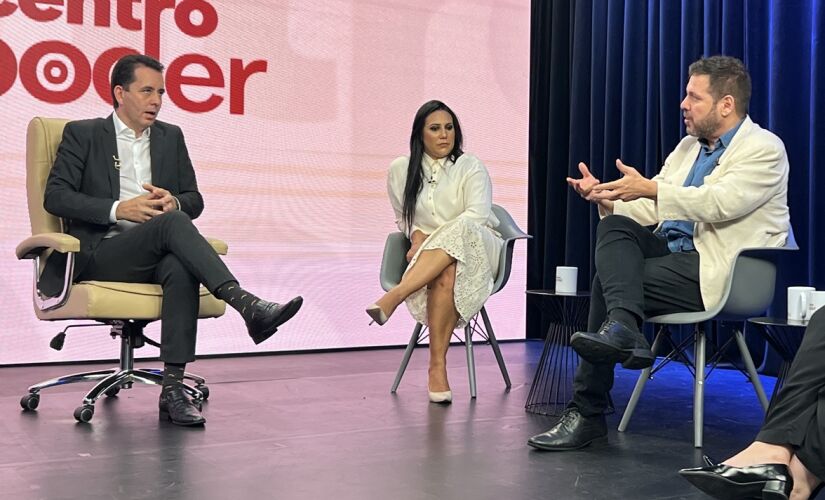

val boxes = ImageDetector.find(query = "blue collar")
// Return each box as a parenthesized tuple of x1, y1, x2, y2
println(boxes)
(699, 118, 744, 151)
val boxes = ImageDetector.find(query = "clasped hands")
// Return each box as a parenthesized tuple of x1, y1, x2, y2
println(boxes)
(115, 183, 177, 223)
(566, 159, 657, 202)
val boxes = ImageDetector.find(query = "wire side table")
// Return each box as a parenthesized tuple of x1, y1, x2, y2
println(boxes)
(748, 316, 808, 410)
(524, 290, 593, 416)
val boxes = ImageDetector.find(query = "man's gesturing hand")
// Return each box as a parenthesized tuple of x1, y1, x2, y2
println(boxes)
(566, 162, 601, 200)
(589, 159, 658, 202)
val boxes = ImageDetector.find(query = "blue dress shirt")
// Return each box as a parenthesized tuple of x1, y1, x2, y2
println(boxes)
(658, 120, 743, 252)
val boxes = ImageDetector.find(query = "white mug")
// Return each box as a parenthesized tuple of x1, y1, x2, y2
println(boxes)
(555, 266, 578, 295)
(788, 286, 816, 321)
(808, 291, 825, 318)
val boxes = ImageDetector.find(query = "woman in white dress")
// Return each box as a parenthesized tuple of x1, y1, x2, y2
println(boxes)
(366, 100, 503, 403)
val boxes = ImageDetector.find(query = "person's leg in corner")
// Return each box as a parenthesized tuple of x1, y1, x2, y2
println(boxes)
(424, 262, 459, 403)
(528, 245, 703, 451)
(680, 308, 825, 499)
(569, 215, 672, 369)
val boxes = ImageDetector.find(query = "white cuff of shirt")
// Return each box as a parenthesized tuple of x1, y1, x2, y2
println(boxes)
(173, 196, 181, 211)
(109, 200, 121, 223)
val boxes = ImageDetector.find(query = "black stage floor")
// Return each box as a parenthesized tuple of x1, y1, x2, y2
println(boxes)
(0, 341, 818, 500)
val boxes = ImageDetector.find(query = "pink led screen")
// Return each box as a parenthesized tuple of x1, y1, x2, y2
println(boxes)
(0, 0, 529, 364)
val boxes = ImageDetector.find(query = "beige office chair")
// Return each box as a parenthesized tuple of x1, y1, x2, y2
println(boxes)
(15, 117, 227, 423)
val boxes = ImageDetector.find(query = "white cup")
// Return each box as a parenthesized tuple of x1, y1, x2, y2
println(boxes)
(808, 291, 825, 318)
(555, 266, 578, 295)
(788, 286, 816, 321)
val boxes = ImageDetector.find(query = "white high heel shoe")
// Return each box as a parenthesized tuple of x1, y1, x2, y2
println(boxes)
(365, 304, 389, 326)
(428, 387, 452, 404)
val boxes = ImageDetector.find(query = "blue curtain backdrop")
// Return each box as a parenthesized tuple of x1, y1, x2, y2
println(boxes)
(527, 0, 825, 365)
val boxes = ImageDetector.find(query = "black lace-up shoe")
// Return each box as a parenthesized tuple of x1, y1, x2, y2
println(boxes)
(159, 385, 205, 426)
(570, 320, 655, 369)
(247, 296, 304, 345)
(527, 408, 607, 451)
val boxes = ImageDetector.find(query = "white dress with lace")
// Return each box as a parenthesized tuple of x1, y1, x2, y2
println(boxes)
(387, 153, 503, 328)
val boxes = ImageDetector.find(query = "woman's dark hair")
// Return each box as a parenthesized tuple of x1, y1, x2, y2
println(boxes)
(110, 54, 164, 109)
(402, 100, 464, 233)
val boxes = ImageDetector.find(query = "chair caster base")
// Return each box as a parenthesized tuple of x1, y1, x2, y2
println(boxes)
(20, 393, 40, 411)
(74, 405, 94, 423)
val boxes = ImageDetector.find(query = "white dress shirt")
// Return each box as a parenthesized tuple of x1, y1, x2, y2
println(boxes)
(387, 152, 499, 236)
(106, 112, 152, 238)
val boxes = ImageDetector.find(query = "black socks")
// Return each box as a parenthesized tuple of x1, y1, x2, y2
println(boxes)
(162, 363, 185, 392)
(608, 308, 641, 332)
(214, 281, 262, 322)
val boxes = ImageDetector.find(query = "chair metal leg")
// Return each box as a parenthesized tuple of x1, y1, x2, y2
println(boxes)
(81, 369, 157, 405)
(391, 323, 424, 393)
(618, 368, 652, 432)
(733, 329, 769, 411)
(694, 329, 707, 448)
(141, 367, 206, 386)
(465, 324, 477, 398)
(618, 328, 665, 432)
(479, 307, 511, 388)
(26, 369, 117, 394)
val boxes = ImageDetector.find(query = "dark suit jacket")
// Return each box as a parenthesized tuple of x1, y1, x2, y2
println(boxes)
(41, 114, 204, 296)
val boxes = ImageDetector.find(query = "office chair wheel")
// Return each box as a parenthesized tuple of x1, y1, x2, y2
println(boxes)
(73, 405, 94, 423)
(20, 393, 40, 411)
(196, 385, 210, 400)
(104, 386, 121, 397)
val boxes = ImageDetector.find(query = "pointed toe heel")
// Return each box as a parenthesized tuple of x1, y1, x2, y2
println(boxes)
(428, 389, 452, 404)
(366, 304, 389, 326)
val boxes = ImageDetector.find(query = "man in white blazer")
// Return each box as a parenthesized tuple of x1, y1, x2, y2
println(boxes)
(528, 55, 790, 451)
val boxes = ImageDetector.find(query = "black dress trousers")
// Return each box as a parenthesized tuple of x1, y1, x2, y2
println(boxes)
(572, 215, 705, 416)
(757, 308, 825, 480)
(77, 211, 236, 364)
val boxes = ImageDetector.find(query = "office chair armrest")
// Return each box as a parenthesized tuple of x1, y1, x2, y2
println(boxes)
(16, 234, 227, 259)
(15, 233, 80, 259)
(205, 237, 228, 255)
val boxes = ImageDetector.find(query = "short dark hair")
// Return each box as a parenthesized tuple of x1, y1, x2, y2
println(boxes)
(110, 54, 164, 109)
(688, 55, 751, 117)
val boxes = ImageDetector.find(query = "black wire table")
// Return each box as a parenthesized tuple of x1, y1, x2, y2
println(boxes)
(748, 316, 808, 410)
(524, 290, 613, 416)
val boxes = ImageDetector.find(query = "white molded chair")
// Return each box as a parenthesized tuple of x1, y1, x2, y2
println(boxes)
(380, 205, 530, 397)
(617, 228, 799, 447)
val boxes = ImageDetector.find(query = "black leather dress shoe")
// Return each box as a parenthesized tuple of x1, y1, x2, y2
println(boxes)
(679, 463, 793, 499)
(570, 320, 654, 369)
(159, 386, 205, 426)
(527, 408, 607, 451)
(247, 296, 304, 345)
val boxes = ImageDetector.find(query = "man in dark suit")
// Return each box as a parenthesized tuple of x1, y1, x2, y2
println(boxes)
(43, 54, 303, 426)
